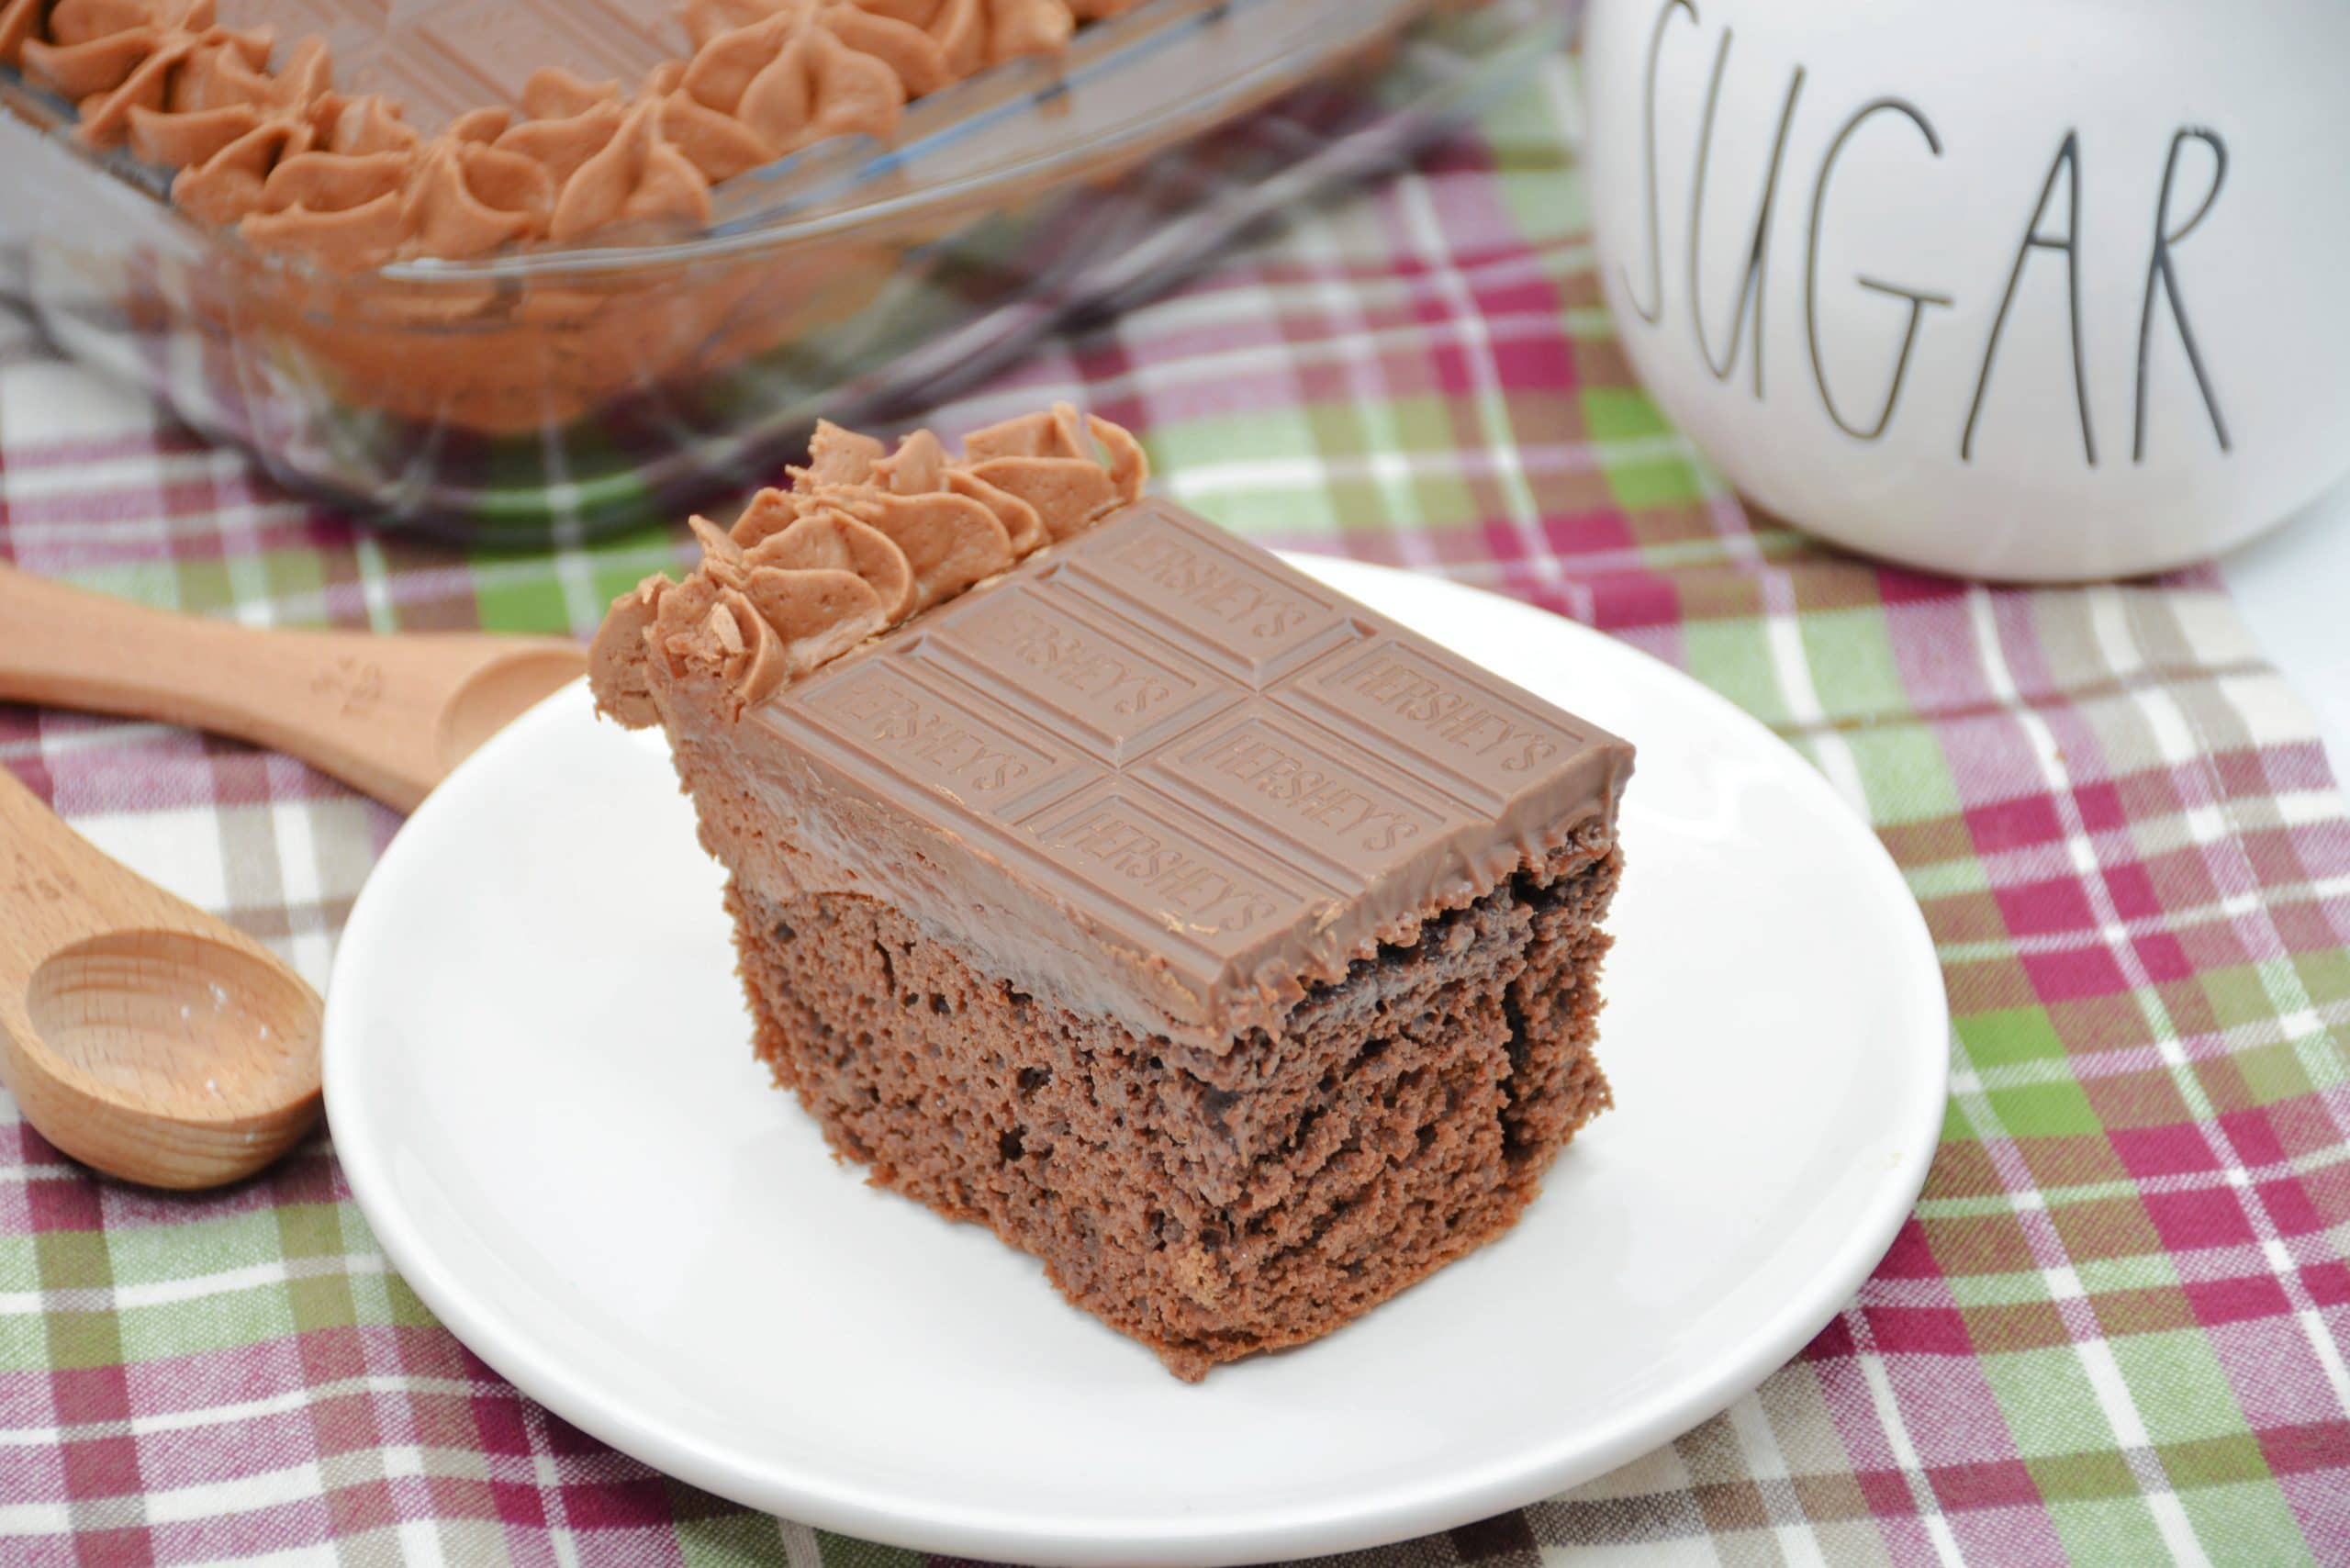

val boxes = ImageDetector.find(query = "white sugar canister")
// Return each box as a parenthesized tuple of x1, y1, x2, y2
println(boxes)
(1582, 0, 2350, 581)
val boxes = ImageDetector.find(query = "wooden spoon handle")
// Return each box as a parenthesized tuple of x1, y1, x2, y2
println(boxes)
(0, 762, 303, 970)
(0, 762, 294, 1025)
(0, 765, 129, 988)
(0, 565, 584, 812)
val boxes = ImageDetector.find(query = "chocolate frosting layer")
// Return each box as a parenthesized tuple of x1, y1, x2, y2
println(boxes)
(598, 432, 1635, 1047)
(6, 0, 1148, 266)
(591, 403, 1147, 724)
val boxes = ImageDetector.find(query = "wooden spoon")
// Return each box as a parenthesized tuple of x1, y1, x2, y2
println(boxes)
(0, 565, 587, 812)
(0, 767, 322, 1189)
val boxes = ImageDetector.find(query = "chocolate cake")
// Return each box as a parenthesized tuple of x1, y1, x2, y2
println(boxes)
(1, 0, 1150, 267)
(590, 407, 1633, 1379)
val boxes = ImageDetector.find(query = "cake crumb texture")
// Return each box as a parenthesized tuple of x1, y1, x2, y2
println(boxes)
(728, 820, 1621, 1380)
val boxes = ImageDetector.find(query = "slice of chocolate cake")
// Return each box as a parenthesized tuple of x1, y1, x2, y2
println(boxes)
(590, 407, 1632, 1380)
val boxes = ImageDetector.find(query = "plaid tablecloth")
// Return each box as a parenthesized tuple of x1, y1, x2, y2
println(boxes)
(5, 54, 2350, 1567)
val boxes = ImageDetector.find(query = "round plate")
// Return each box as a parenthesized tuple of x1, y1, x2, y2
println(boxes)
(326, 555, 1948, 1567)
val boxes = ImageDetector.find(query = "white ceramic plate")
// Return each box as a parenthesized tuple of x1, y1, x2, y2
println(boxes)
(326, 555, 1948, 1567)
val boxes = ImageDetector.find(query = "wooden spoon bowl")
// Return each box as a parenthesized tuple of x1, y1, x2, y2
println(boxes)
(1, 770, 324, 1189)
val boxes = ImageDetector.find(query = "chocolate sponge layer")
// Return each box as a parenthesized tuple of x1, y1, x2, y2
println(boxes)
(725, 821, 1620, 1380)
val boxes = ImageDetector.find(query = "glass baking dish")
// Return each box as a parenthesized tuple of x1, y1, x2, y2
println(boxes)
(0, 0, 1573, 546)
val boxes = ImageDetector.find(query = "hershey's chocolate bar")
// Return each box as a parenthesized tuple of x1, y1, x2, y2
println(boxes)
(757, 498, 1631, 1002)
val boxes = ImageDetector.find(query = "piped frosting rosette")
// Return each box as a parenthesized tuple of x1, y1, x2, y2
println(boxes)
(8, 0, 1150, 265)
(16, 0, 271, 147)
(0, 0, 39, 64)
(592, 404, 1147, 725)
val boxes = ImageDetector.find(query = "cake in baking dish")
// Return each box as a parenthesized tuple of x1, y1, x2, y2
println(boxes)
(3, 0, 1151, 265)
